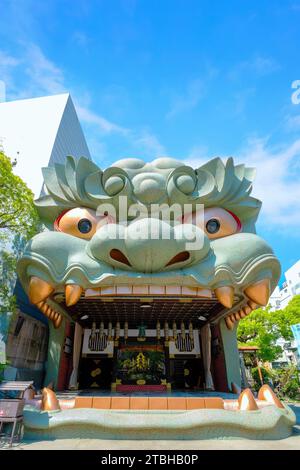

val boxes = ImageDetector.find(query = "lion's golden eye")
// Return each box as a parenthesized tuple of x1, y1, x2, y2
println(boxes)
(183, 207, 241, 239)
(54, 208, 114, 240)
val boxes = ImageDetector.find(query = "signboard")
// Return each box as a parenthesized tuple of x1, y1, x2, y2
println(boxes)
(82, 329, 114, 356)
(169, 330, 200, 357)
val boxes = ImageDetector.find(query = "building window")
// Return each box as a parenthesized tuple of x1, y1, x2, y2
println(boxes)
(6, 310, 48, 371)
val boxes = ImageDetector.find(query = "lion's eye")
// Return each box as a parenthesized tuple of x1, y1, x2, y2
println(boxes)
(206, 218, 220, 234)
(54, 208, 114, 240)
(182, 207, 241, 239)
(78, 218, 92, 234)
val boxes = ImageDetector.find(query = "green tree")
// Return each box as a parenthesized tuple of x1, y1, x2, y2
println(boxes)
(0, 151, 39, 237)
(272, 295, 300, 340)
(237, 307, 282, 362)
(0, 151, 40, 322)
(237, 295, 300, 363)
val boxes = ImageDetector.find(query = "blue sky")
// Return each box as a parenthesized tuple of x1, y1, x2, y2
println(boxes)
(0, 0, 300, 283)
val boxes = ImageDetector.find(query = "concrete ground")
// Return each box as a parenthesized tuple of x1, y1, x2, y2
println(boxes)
(1, 404, 299, 450)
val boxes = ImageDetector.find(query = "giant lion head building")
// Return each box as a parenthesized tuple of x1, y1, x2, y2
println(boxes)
(16, 156, 295, 440)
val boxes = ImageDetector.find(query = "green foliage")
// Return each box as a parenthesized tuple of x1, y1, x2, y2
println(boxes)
(0, 362, 7, 382)
(272, 296, 300, 340)
(251, 366, 273, 391)
(237, 307, 282, 362)
(272, 365, 300, 400)
(0, 152, 39, 238)
(0, 151, 40, 318)
(237, 296, 300, 362)
(250, 364, 300, 399)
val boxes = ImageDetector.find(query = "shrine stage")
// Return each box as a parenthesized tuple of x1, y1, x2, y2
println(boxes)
(55, 389, 237, 399)
(22, 387, 296, 441)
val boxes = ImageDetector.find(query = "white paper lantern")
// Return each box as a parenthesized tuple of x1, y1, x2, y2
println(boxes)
(108, 322, 112, 340)
(181, 321, 186, 340)
(189, 321, 193, 340)
(164, 322, 169, 341)
(115, 321, 120, 339)
(156, 321, 161, 340)
(172, 321, 177, 340)
(124, 321, 128, 340)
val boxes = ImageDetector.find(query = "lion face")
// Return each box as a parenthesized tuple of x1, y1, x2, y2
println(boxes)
(17, 156, 280, 329)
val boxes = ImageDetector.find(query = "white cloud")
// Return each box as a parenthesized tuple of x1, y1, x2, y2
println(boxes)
(0, 51, 20, 68)
(76, 104, 130, 136)
(0, 50, 20, 93)
(232, 87, 256, 116)
(166, 79, 205, 119)
(228, 56, 279, 80)
(284, 113, 300, 131)
(186, 145, 209, 163)
(0, 43, 166, 157)
(186, 137, 300, 230)
(132, 129, 166, 157)
(24, 43, 65, 95)
(0, 44, 130, 136)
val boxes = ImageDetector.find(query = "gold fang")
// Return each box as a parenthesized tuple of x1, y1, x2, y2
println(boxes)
(29, 276, 54, 305)
(215, 286, 234, 308)
(234, 311, 241, 321)
(65, 284, 83, 306)
(53, 314, 63, 329)
(41, 387, 61, 411)
(238, 388, 258, 411)
(225, 316, 235, 330)
(258, 384, 284, 409)
(244, 279, 270, 306)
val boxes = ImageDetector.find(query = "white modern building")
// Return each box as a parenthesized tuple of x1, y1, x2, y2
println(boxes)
(0, 93, 91, 385)
(272, 337, 299, 369)
(268, 260, 300, 369)
(269, 260, 300, 310)
(0, 93, 91, 196)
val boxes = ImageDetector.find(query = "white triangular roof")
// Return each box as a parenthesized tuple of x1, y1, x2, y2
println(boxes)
(0, 93, 91, 196)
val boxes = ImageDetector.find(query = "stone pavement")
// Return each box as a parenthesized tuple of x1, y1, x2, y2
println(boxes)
(1, 404, 299, 451)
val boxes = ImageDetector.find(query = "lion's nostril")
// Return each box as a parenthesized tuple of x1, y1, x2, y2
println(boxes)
(110, 249, 131, 267)
(166, 251, 190, 267)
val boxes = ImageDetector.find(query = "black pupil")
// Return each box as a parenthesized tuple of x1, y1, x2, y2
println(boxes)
(78, 218, 92, 234)
(206, 218, 220, 234)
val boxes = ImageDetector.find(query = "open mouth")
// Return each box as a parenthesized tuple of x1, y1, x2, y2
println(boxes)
(27, 276, 269, 330)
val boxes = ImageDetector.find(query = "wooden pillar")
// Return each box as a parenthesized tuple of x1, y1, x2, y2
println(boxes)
(210, 322, 229, 392)
(57, 321, 73, 391)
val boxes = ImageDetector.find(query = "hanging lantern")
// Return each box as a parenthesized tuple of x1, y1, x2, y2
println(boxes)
(124, 321, 128, 340)
(115, 321, 120, 340)
(172, 321, 177, 340)
(99, 321, 104, 337)
(108, 322, 112, 341)
(137, 323, 146, 341)
(189, 321, 193, 340)
(164, 321, 169, 342)
(156, 321, 161, 341)
(181, 321, 186, 340)
(91, 322, 96, 339)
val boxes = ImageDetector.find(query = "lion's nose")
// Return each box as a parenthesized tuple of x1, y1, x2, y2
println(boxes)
(88, 218, 210, 273)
